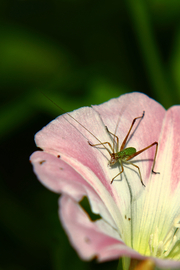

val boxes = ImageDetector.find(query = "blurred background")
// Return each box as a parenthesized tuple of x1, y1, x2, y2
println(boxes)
(1, 0, 180, 269)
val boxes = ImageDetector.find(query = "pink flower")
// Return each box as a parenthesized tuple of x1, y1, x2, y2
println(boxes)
(30, 93, 180, 269)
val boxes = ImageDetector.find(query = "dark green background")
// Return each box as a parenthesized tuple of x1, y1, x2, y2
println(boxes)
(1, 1, 180, 269)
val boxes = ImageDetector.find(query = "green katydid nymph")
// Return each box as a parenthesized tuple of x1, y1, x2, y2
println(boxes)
(41, 93, 159, 187)
(89, 111, 159, 187)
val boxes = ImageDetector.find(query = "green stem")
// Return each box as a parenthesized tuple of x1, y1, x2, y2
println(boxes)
(126, 0, 175, 108)
(117, 258, 123, 270)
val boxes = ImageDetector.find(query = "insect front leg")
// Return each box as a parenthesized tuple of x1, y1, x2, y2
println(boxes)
(111, 161, 124, 184)
(88, 141, 113, 155)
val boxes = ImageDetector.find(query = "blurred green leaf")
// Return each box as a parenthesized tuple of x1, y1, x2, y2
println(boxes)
(90, 77, 127, 104)
(0, 91, 36, 140)
(147, 0, 180, 25)
(0, 25, 73, 88)
(170, 27, 180, 100)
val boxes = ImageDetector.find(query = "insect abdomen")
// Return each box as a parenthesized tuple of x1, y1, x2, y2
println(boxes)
(117, 147, 136, 160)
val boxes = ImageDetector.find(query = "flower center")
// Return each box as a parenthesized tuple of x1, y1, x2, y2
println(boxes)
(149, 216, 180, 259)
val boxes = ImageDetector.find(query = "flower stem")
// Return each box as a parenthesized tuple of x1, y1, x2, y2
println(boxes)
(117, 258, 123, 270)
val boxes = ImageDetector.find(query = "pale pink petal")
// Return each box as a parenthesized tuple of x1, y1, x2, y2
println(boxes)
(32, 93, 166, 226)
(134, 105, 180, 234)
(167, 106, 180, 191)
(60, 195, 180, 269)
(30, 151, 117, 228)
(59, 194, 138, 261)
(30, 92, 180, 268)
(125, 105, 180, 266)
(93, 92, 165, 183)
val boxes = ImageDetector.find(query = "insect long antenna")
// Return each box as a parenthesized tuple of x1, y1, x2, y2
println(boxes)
(40, 91, 111, 154)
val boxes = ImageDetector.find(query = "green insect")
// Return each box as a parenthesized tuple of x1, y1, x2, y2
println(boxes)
(89, 111, 159, 187)
(41, 93, 159, 187)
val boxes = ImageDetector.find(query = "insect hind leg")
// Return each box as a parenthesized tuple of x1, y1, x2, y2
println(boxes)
(125, 161, 145, 187)
(125, 141, 159, 175)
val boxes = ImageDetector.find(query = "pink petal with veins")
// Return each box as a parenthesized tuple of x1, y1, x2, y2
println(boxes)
(30, 93, 180, 268)
(59, 195, 180, 269)
(59, 194, 137, 261)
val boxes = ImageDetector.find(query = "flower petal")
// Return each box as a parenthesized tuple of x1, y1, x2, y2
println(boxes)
(93, 92, 165, 184)
(59, 194, 140, 261)
(30, 150, 117, 228)
(60, 194, 180, 268)
(129, 105, 180, 264)
(30, 92, 180, 267)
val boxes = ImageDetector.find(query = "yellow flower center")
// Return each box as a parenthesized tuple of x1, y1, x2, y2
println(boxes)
(148, 216, 180, 259)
